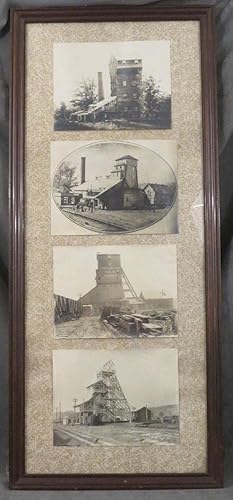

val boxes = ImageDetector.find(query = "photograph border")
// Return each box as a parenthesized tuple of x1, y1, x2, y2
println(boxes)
(52, 348, 180, 447)
(53, 39, 172, 131)
(51, 139, 178, 235)
(9, 4, 223, 490)
(53, 244, 178, 340)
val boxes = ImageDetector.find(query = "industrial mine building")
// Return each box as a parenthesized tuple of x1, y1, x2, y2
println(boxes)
(78, 253, 143, 313)
(73, 360, 132, 425)
(70, 56, 143, 124)
(55, 253, 142, 322)
(59, 154, 150, 211)
(54, 252, 176, 338)
(63, 361, 178, 427)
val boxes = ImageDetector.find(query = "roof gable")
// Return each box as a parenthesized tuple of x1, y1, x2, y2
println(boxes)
(115, 155, 138, 161)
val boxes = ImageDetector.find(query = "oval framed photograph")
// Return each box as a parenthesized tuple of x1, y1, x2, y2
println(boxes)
(52, 140, 178, 235)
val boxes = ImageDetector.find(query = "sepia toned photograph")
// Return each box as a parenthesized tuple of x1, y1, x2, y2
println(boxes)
(54, 41, 171, 131)
(51, 140, 178, 235)
(53, 349, 179, 447)
(54, 244, 177, 339)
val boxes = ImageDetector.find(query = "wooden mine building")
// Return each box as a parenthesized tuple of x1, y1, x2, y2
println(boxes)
(74, 360, 132, 425)
(59, 154, 150, 211)
(70, 57, 143, 124)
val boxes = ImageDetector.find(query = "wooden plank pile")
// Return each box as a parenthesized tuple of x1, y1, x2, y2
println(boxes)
(103, 312, 171, 337)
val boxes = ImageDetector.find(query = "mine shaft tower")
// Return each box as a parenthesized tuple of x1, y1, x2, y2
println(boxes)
(79, 253, 141, 311)
(74, 360, 132, 424)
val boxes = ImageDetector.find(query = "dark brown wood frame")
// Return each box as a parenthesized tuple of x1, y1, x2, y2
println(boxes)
(9, 4, 223, 490)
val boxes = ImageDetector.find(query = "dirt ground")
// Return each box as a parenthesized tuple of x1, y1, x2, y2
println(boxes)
(55, 316, 121, 339)
(63, 208, 168, 233)
(54, 422, 179, 447)
(55, 316, 177, 339)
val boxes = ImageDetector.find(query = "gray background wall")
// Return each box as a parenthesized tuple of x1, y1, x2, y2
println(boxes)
(1, 0, 233, 498)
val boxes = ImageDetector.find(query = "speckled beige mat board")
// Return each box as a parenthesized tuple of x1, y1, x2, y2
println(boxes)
(9, 5, 222, 490)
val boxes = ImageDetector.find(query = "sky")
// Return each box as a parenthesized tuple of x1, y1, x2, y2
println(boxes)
(53, 244, 177, 300)
(52, 140, 177, 188)
(53, 348, 179, 412)
(54, 40, 171, 107)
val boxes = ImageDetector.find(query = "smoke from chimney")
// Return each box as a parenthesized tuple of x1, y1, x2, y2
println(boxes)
(98, 72, 104, 102)
(81, 157, 86, 184)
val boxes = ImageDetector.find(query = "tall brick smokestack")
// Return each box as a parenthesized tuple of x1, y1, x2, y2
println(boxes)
(81, 157, 86, 184)
(98, 72, 104, 102)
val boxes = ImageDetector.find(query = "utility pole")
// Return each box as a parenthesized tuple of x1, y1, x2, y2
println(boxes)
(73, 399, 77, 423)
(59, 402, 62, 423)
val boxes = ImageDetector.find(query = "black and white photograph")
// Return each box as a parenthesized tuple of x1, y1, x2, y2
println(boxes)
(53, 349, 179, 447)
(54, 244, 177, 339)
(54, 41, 171, 131)
(51, 140, 178, 235)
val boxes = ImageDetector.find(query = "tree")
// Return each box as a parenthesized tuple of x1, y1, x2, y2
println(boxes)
(141, 76, 170, 123)
(54, 102, 71, 127)
(71, 79, 97, 111)
(109, 56, 117, 96)
(53, 162, 78, 193)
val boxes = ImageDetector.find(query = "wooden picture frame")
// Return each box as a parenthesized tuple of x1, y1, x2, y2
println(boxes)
(9, 4, 223, 490)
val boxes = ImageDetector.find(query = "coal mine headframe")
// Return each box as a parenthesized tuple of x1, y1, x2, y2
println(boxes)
(74, 360, 132, 425)
(55, 253, 144, 322)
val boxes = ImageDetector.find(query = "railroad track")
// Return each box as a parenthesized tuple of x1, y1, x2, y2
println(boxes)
(62, 207, 165, 233)
(54, 425, 120, 446)
(63, 209, 130, 232)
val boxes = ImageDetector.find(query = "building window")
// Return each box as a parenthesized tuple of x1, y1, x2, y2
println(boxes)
(71, 197, 75, 204)
(134, 59, 138, 63)
(122, 60, 126, 64)
(133, 93, 137, 98)
(63, 197, 68, 204)
(122, 81, 127, 87)
(123, 93, 128, 98)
